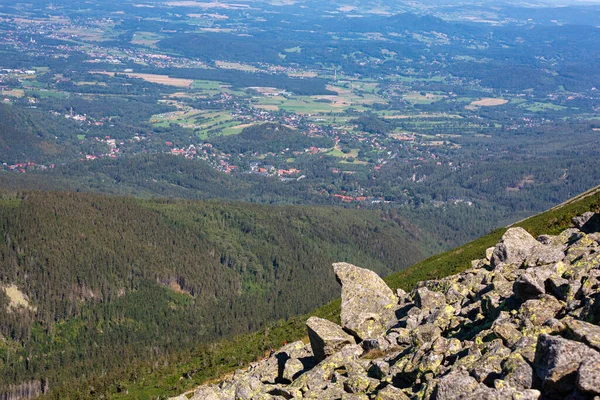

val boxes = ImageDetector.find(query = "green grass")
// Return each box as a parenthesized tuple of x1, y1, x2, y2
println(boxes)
(25, 89, 67, 99)
(519, 102, 567, 112)
(192, 80, 223, 90)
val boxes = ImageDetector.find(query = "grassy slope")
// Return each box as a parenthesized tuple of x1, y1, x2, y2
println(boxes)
(79, 185, 600, 399)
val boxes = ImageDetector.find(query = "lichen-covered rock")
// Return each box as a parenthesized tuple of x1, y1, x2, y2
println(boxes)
(306, 316, 356, 362)
(519, 295, 563, 326)
(333, 262, 397, 340)
(525, 244, 565, 267)
(433, 370, 481, 399)
(282, 358, 305, 382)
(564, 317, 600, 352)
(577, 355, 600, 395)
(491, 227, 539, 266)
(414, 287, 446, 312)
(373, 385, 410, 400)
(501, 352, 534, 390)
(535, 334, 600, 396)
(187, 386, 224, 400)
(513, 268, 552, 300)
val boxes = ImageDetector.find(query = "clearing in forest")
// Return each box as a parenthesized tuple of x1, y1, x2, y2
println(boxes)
(94, 71, 193, 88)
(470, 98, 509, 107)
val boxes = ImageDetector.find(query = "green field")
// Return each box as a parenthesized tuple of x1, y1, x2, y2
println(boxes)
(519, 102, 567, 112)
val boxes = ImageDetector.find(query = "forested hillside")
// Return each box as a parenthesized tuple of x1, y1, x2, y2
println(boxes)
(23, 185, 600, 400)
(0, 190, 430, 398)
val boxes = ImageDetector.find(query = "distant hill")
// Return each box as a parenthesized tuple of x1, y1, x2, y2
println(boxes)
(0, 104, 79, 164)
(0, 190, 430, 398)
(208, 123, 334, 154)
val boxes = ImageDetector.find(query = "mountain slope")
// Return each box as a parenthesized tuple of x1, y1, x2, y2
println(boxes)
(0, 190, 429, 398)
(73, 184, 600, 400)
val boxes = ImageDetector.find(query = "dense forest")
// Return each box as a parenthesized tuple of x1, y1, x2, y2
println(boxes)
(0, 190, 431, 397)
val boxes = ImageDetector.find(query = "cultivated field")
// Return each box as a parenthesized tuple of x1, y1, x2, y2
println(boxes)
(94, 71, 193, 88)
(470, 98, 509, 106)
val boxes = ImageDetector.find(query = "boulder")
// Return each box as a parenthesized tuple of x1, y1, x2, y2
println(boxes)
(333, 262, 397, 340)
(519, 295, 563, 326)
(433, 370, 481, 400)
(535, 334, 600, 396)
(525, 244, 565, 267)
(188, 386, 223, 400)
(513, 268, 553, 301)
(306, 316, 356, 362)
(502, 352, 534, 390)
(414, 287, 447, 312)
(577, 355, 600, 395)
(573, 212, 600, 233)
(565, 317, 600, 351)
(491, 227, 539, 266)
(374, 385, 410, 400)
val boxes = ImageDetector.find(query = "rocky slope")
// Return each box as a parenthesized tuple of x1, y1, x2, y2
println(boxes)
(172, 212, 600, 400)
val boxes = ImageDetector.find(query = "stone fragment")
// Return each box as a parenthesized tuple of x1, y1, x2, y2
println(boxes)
(502, 353, 534, 390)
(519, 295, 563, 326)
(493, 320, 523, 348)
(577, 355, 600, 395)
(306, 316, 356, 362)
(574, 212, 600, 234)
(525, 244, 565, 267)
(486, 247, 495, 261)
(433, 370, 480, 400)
(513, 268, 553, 301)
(565, 317, 600, 352)
(547, 275, 571, 301)
(396, 288, 408, 304)
(233, 376, 268, 400)
(411, 324, 442, 346)
(343, 374, 372, 394)
(414, 287, 446, 312)
(535, 334, 600, 396)
(373, 385, 410, 400)
(334, 262, 397, 340)
(367, 360, 390, 380)
(470, 340, 511, 384)
(188, 386, 223, 400)
(341, 394, 369, 400)
(491, 227, 539, 266)
(282, 358, 305, 382)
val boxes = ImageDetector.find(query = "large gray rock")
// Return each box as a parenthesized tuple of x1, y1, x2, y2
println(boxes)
(565, 317, 600, 351)
(513, 270, 547, 300)
(187, 386, 224, 400)
(525, 244, 565, 267)
(577, 355, 600, 395)
(491, 227, 539, 266)
(333, 262, 397, 340)
(414, 287, 446, 312)
(519, 295, 563, 326)
(374, 385, 410, 400)
(535, 334, 600, 396)
(433, 370, 481, 400)
(306, 316, 356, 362)
(502, 352, 534, 390)
(573, 212, 600, 233)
